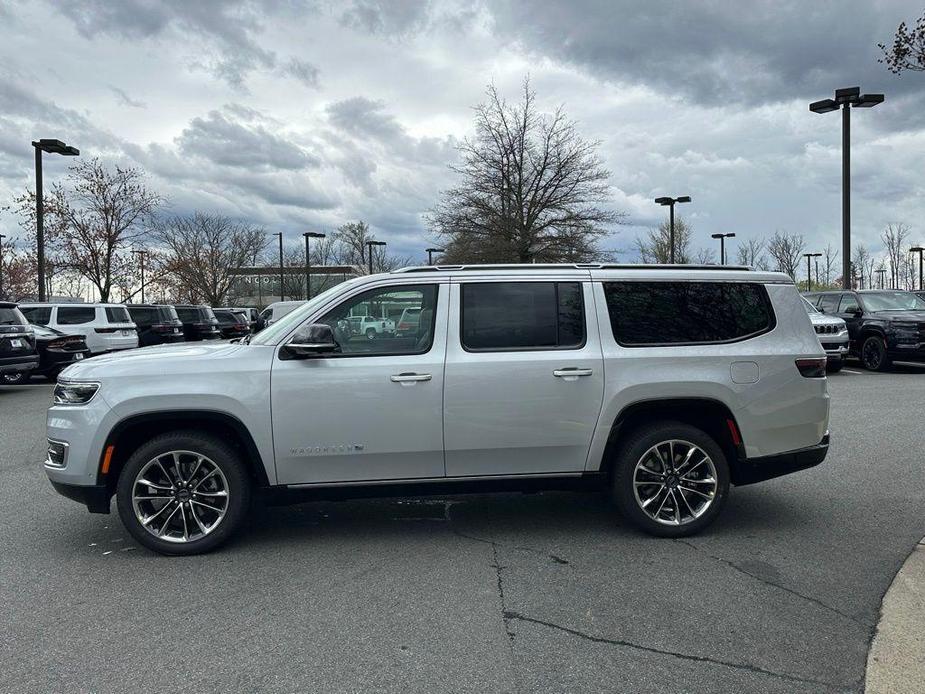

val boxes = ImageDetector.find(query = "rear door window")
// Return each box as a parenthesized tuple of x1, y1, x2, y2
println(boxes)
(602, 281, 774, 346)
(57, 306, 96, 325)
(460, 282, 585, 351)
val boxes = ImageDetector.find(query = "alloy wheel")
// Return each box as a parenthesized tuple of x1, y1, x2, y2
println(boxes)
(131, 450, 230, 543)
(632, 439, 718, 526)
(862, 338, 883, 370)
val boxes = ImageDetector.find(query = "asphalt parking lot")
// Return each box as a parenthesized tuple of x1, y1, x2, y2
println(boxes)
(2, 366, 924, 694)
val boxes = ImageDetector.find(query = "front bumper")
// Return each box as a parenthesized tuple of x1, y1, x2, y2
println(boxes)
(734, 434, 829, 486)
(49, 481, 111, 514)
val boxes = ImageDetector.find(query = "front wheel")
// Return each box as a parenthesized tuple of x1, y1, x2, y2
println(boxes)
(612, 422, 730, 537)
(116, 431, 251, 555)
(861, 335, 892, 372)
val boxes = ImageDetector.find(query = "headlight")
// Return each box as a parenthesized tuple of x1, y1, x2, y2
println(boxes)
(892, 322, 919, 337)
(53, 382, 100, 405)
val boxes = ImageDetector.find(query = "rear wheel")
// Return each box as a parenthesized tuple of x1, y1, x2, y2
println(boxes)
(612, 422, 730, 537)
(365, 327, 376, 340)
(861, 335, 891, 372)
(116, 431, 251, 555)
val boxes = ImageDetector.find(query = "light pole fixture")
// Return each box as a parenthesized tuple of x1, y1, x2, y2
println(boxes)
(809, 87, 884, 289)
(0, 233, 5, 300)
(271, 232, 284, 301)
(131, 249, 147, 303)
(302, 231, 326, 300)
(32, 139, 79, 302)
(875, 268, 887, 289)
(366, 240, 386, 275)
(710, 233, 735, 265)
(654, 195, 691, 264)
(425, 247, 445, 266)
(803, 252, 822, 291)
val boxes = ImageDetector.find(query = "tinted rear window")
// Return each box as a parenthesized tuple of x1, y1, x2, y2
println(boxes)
(0, 307, 27, 326)
(603, 281, 774, 346)
(461, 282, 585, 351)
(105, 306, 131, 323)
(57, 306, 96, 325)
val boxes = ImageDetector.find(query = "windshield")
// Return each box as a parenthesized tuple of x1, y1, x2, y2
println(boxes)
(861, 291, 925, 312)
(250, 279, 364, 345)
(802, 297, 820, 314)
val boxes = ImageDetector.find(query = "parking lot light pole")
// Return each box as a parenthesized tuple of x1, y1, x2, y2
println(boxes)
(32, 139, 79, 301)
(875, 268, 886, 289)
(654, 196, 691, 264)
(710, 233, 735, 265)
(425, 247, 444, 266)
(809, 87, 884, 289)
(803, 252, 822, 291)
(303, 231, 325, 300)
(131, 249, 147, 303)
(910, 246, 924, 291)
(366, 240, 386, 275)
(272, 232, 284, 301)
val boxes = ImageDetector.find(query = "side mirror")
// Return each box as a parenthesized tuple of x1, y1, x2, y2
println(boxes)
(281, 323, 340, 359)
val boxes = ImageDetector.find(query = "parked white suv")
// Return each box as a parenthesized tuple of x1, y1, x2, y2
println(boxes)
(44, 265, 829, 555)
(19, 303, 138, 354)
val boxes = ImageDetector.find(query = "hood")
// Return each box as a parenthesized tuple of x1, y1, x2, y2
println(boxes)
(868, 310, 925, 322)
(58, 341, 248, 381)
(807, 312, 845, 328)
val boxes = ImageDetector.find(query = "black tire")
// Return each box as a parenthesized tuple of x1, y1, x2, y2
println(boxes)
(1, 370, 30, 385)
(826, 358, 844, 373)
(365, 328, 376, 340)
(860, 335, 892, 372)
(116, 430, 251, 556)
(612, 421, 730, 538)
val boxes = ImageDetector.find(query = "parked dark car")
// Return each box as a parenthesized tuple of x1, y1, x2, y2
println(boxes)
(213, 309, 250, 339)
(126, 304, 185, 347)
(173, 305, 221, 341)
(804, 289, 925, 371)
(0, 302, 39, 385)
(31, 324, 90, 380)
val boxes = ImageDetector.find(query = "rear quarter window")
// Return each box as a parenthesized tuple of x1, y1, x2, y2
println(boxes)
(105, 306, 131, 324)
(19, 306, 51, 325)
(603, 281, 775, 346)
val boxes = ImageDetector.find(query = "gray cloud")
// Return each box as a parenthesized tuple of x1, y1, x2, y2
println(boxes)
(280, 57, 321, 88)
(108, 85, 146, 108)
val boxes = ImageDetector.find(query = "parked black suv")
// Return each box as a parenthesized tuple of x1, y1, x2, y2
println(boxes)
(126, 304, 185, 347)
(0, 303, 39, 385)
(213, 309, 250, 339)
(173, 305, 221, 341)
(804, 290, 925, 371)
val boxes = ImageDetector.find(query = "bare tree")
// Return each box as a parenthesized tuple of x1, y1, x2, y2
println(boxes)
(636, 218, 694, 264)
(430, 78, 623, 263)
(881, 223, 911, 289)
(880, 12, 925, 74)
(735, 238, 769, 269)
(766, 231, 805, 278)
(156, 213, 267, 306)
(14, 159, 162, 302)
(852, 244, 876, 289)
(822, 242, 839, 286)
(330, 221, 406, 274)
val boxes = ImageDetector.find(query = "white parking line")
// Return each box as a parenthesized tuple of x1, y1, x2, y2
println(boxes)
(842, 369, 864, 375)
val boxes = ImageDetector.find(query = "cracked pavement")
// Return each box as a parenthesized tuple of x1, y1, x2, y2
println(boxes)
(2, 366, 924, 693)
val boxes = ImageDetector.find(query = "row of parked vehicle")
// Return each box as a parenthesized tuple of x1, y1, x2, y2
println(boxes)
(0, 302, 265, 385)
(801, 289, 925, 372)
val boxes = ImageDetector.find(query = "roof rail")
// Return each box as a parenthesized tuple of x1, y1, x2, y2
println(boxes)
(393, 263, 754, 273)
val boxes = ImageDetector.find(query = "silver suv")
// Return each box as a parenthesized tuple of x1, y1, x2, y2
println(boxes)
(45, 264, 830, 555)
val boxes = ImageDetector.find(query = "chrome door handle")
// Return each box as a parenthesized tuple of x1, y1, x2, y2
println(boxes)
(390, 373, 432, 383)
(553, 368, 593, 378)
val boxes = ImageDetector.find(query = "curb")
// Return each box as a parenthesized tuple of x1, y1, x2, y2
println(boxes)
(865, 538, 925, 694)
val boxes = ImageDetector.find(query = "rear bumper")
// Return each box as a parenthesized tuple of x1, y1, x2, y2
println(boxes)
(734, 434, 829, 486)
(0, 354, 39, 374)
(49, 481, 111, 514)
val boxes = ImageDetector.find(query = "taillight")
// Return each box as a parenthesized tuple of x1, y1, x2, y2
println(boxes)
(795, 358, 827, 378)
(152, 323, 173, 333)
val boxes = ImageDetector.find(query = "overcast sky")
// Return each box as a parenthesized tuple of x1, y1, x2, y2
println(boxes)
(0, 0, 922, 264)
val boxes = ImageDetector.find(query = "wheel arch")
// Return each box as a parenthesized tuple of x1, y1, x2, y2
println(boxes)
(98, 410, 271, 492)
(599, 397, 748, 484)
